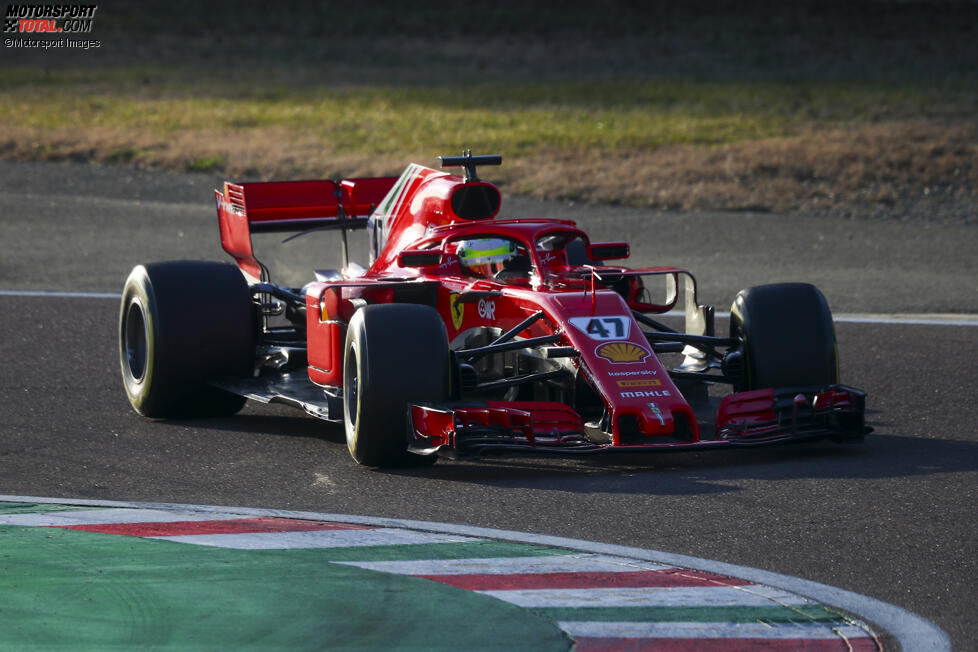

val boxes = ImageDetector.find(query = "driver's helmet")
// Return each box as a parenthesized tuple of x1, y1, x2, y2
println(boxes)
(456, 238, 519, 278)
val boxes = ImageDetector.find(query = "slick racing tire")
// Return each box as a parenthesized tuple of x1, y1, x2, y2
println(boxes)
(119, 261, 256, 418)
(730, 283, 838, 391)
(343, 304, 449, 467)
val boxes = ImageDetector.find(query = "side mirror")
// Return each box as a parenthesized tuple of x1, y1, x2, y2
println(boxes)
(626, 272, 680, 313)
(588, 242, 630, 260)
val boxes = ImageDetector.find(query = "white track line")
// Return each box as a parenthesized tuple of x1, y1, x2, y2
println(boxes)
(481, 585, 811, 608)
(559, 621, 873, 640)
(336, 554, 672, 575)
(0, 508, 244, 527)
(0, 495, 950, 652)
(834, 314, 978, 326)
(0, 290, 122, 299)
(2, 289, 976, 326)
(153, 528, 477, 550)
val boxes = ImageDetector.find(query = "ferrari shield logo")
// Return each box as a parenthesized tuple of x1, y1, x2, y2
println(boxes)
(449, 293, 464, 330)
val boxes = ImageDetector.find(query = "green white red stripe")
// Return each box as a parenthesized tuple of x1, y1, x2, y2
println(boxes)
(0, 502, 883, 650)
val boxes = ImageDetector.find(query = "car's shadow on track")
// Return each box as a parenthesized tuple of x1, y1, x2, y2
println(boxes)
(375, 432, 978, 496)
(164, 405, 347, 444)
(162, 404, 977, 497)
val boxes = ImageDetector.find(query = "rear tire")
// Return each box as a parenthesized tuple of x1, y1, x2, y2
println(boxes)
(119, 261, 256, 418)
(343, 304, 449, 467)
(730, 283, 838, 391)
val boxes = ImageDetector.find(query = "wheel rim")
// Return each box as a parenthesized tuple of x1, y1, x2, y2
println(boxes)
(344, 346, 359, 429)
(123, 299, 149, 384)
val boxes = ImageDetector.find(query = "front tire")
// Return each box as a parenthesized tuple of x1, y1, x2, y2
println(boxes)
(119, 261, 256, 418)
(730, 283, 838, 391)
(343, 304, 449, 467)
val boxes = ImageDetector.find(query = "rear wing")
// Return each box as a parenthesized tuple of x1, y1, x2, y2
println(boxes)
(216, 177, 397, 281)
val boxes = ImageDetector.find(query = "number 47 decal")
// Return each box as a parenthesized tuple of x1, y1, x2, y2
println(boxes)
(569, 316, 631, 341)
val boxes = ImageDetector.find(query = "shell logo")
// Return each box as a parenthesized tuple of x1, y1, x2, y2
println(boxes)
(595, 341, 651, 364)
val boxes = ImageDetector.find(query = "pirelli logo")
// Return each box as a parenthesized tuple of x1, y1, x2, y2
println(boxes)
(616, 379, 662, 388)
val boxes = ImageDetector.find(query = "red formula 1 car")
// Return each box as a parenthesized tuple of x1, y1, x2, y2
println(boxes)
(119, 154, 868, 466)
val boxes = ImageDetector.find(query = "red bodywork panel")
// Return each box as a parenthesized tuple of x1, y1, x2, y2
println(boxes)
(304, 284, 344, 386)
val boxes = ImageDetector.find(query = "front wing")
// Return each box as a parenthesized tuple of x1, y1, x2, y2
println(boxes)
(407, 385, 869, 457)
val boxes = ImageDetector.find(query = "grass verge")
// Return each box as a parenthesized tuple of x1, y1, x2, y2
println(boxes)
(0, 73, 974, 217)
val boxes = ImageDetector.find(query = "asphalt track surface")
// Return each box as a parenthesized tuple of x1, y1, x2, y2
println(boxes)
(1, 160, 976, 648)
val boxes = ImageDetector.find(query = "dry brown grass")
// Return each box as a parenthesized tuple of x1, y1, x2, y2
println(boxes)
(503, 122, 978, 216)
(2, 119, 974, 220)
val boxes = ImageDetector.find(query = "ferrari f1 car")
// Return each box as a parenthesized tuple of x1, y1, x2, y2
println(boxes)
(119, 153, 869, 466)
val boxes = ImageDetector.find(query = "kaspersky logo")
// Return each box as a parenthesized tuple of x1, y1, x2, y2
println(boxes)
(594, 341, 650, 364)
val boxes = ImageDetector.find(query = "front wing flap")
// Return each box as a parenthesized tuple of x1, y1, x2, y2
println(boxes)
(715, 385, 869, 444)
(408, 401, 600, 457)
